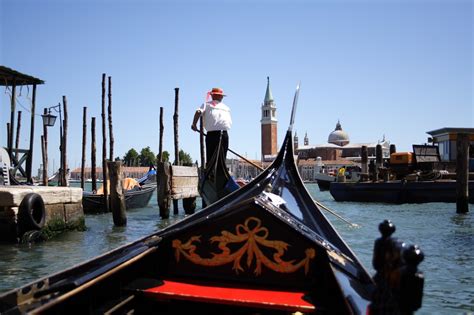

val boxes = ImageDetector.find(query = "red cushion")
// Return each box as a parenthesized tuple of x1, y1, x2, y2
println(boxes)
(143, 280, 315, 312)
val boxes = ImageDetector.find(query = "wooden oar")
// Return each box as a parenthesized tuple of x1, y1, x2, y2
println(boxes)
(313, 199, 359, 228)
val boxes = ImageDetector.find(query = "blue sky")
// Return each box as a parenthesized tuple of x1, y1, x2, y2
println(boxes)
(1, 0, 472, 174)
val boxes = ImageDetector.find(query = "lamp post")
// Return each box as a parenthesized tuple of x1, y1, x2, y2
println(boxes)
(42, 103, 63, 185)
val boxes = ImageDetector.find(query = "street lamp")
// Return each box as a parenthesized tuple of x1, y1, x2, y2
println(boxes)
(41, 103, 61, 128)
(42, 103, 63, 185)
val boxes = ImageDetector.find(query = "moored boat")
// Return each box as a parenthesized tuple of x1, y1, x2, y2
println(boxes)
(330, 179, 474, 203)
(82, 178, 156, 213)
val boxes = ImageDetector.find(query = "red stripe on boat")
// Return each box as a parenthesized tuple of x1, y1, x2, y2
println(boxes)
(143, 280, 315, 312)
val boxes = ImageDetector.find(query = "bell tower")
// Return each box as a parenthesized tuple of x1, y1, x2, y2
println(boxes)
(261, 77, 278, 161)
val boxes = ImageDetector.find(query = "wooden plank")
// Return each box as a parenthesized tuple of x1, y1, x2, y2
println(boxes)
(171, 176, 198, 188)
(170, 187, 199, 199)
(171, 165, 198, 177)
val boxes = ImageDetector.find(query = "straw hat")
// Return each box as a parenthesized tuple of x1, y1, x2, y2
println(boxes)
(210, 87, 226, 96)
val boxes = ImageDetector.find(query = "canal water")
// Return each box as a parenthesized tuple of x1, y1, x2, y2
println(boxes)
(0, 184, 472, 314)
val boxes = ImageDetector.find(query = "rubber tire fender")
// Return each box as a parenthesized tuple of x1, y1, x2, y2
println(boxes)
(18, 193, 46, 231)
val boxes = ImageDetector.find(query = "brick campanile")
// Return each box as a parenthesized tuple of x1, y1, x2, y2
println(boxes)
(261, 77, 277, 160)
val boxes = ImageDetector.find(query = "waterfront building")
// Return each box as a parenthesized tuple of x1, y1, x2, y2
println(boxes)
(426, 127, 474, 162)
(295, 121, 390, 181)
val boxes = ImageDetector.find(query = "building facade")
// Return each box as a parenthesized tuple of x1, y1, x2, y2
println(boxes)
(295, 121, 390, 181)
(426, 127, 474, 162)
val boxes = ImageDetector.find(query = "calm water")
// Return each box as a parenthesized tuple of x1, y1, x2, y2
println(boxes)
(0, 184, 472, 314)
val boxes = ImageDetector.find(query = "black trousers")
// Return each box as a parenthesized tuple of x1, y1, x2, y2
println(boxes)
(205, 130, 228, 168)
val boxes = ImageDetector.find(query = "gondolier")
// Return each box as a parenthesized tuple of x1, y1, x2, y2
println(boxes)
(191, 87, 232, 167)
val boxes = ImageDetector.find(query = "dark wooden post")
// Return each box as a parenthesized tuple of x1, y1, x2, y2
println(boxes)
(62, 96, 68, 186)
(14, 111, 22, 161)
(173, 88, 180, 214)
(158, 107, 164, 162)
(41, 136, 46, 185)
(456, 133, 469, 213)
(9, 82, 16, 159)
(91, 117, 97, 192)
(390, 144, 397, 156)
(108, 76, 114, 161)
(101, 73, 108, 211)
(6, 123, 10, 153)
(42, 108, 48, 186)
(26, 84, 37, 183)
(158, 161, 171, 219)
(108, 161, 126, 226)
(157, 107, 164, 206)
(361, 145, 368, 181)
(81, 107, 87, 189)
(375, 144, 383, 181)
(200, 117, 206, 208)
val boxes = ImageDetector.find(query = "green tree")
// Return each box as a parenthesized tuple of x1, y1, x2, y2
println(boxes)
(139, 146, 156, 166)
(179, 149, 193, 166)
(123, 148, 139, 166)
(161, 151, 170, 163)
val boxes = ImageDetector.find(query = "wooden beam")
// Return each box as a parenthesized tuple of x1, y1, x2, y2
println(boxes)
(108, 76, 114, 161)
(62, 95, 68, 186)
(9, 82, 16, 159)
(14, 111, 21, 161)
(81, 107, 87, 189)
(42, 107, 48, 186)
(26, 84, 37, 183)
(456, 133, 469, 213)
(101, 73, 108, 211)
(91, 117, 97, 192)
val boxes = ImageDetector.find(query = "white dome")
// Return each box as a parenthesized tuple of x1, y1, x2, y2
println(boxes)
(328, 121, 349, 146)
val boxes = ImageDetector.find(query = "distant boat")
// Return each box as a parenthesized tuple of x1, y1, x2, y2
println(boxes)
(315, 166, 361, 191)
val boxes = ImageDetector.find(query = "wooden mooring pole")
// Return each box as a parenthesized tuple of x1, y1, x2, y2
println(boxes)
(91, 117, 97, 192)
(101, 73, 108, 211)
(107, 161, 127, 226)
(62, 96, 68, 187)
(361, 145, 368, 181)
(41, 135, 46, 186)
(456, 133, 469, 214)
(108, 76, 114, 161)
(81, 107, 87, 189)
(157, 106, 170, 218)
(42, 108, 48, 186)
(26, 84, 37, 183)
(14, 111, 21, 161)
(390, 144, 397, 156)
(375, 144, 382, 181)
(173, 88, 180, 215)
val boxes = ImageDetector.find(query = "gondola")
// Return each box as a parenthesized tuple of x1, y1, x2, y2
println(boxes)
(82, 182, 156, 213)
(0, 85, 424, 314)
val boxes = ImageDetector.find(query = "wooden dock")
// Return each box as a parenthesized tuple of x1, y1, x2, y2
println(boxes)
(0, 186, 84, 242)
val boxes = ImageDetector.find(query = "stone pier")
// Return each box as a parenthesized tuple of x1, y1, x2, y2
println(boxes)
(0, 186, 84, 242)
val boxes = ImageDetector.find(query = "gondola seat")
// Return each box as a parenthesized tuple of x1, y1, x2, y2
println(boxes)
(141, 279, 315, 312)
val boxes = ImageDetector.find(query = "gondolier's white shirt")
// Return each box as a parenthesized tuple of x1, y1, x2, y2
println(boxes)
(197, 100, 232, 132)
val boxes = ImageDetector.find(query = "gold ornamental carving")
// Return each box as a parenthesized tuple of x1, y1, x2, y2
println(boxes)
(172, 217, 316, 275)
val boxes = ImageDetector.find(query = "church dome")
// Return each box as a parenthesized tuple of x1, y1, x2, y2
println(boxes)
(328, 121, 349, 146)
